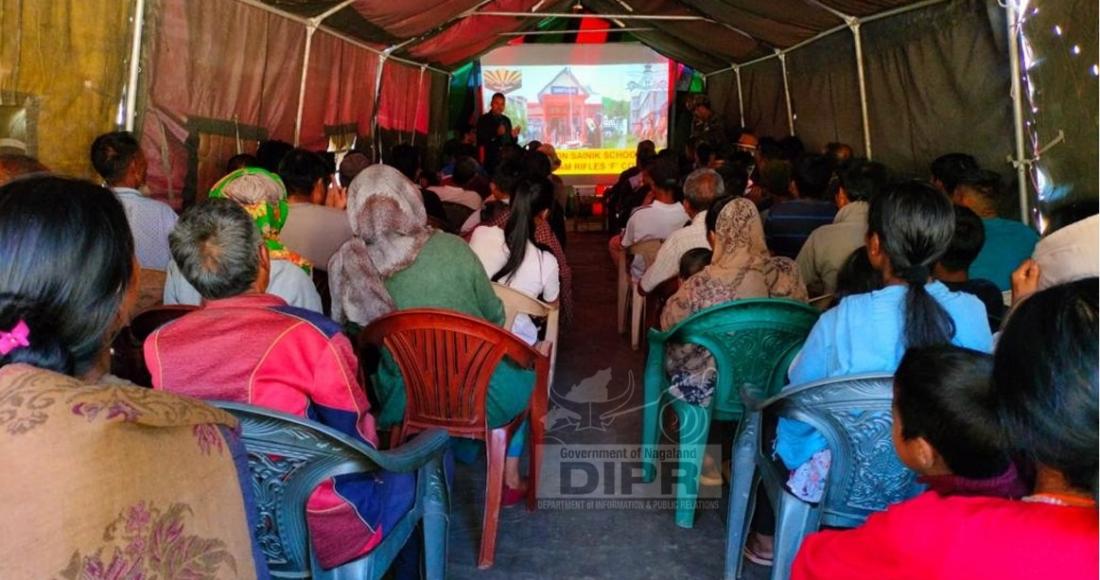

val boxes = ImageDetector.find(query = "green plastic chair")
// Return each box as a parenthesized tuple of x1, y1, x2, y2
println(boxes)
(640, 298, 819, 528)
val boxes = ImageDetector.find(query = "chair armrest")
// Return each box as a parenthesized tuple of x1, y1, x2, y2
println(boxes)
(740, 383, 768, 412)
(359, 429, 451, 473)
(534, 340, 553, 358)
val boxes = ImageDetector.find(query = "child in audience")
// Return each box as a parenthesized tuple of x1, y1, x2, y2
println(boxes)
(934, 205, 1005, 331)
(793, 279, 1098, 579)
(678, 247, 712, 282)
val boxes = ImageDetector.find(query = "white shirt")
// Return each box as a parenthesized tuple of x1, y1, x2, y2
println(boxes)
(113, 187, 178, 271)
(280, 203, 354, 271)
(795, 201, 869, 296)
(469, 225, 560, 345)
(429, 185, 483, 211)
(640, 210, 709, 292)
(164, 259, 323, 313)
(622, 199, 690, 278)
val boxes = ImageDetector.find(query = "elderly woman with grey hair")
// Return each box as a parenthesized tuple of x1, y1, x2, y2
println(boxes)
(163, 167, 322, 312)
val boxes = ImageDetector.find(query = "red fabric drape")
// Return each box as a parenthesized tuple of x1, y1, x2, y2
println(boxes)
(298, 31, 381, 151)
(141, 0, 305, 204)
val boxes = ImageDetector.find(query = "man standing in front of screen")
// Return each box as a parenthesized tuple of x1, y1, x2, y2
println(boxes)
(477, 92, 517, 174)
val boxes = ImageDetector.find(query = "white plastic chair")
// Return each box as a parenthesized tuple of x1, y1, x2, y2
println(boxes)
(492, 283, 560, 389)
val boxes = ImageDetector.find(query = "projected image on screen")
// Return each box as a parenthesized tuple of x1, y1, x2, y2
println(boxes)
(481, 43, 669, 175)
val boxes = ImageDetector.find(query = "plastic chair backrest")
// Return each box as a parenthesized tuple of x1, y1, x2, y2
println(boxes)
(630, 239, 662, 267)
(492, 283, 560, 387)
(214, 402, 383, 577)
(770, 373, 924, 527)
(360, 308, 544, 437)
(652, 298, 819, 417)
(111, 305, 197, 386)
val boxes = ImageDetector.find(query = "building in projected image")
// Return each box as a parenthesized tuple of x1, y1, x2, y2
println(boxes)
(528, 67, 603, 149)
(629, 64, 668, 145)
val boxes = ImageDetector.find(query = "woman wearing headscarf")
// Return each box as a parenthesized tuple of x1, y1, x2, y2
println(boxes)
(163, 167, 322, 312)
(661, 196, 809, 408)
(330, 164, 535, 499)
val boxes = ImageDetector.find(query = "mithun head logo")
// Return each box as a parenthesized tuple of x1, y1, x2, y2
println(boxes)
(546, 367, 638, 433)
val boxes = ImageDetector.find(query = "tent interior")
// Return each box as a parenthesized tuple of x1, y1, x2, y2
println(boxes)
(0, 0, 1097, 578)
(2, 0, 1095, 220)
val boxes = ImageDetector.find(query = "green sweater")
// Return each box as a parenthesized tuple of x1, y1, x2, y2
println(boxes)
(372, 231, 535, 427)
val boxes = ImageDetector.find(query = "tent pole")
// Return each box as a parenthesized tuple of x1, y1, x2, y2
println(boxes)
(372, 53, 388, 162)
(778, 51, 794, 136)
(1005, 0, 1031, 225)
(850, 20, 873, 159)
(733, 65, 745, 127)
(293, 25, 317, 147)
(124, 0, 147, 132)
(412, 65, 426, 145)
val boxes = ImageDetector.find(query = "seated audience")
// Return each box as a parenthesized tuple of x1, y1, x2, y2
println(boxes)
(1018, 205, 1099, 300)
(255, 139, 294, 173)
(225, 152, 258, 173)
(278, 148, 354, 269)
(386, 144, 449, 230)
(0, 153, 47, 185)
(764, 154, 837, 259)
(606, 140, 657, 234)
(796, 160, 887, 296)
(714, 161, 749, 199)
(662, 196, 808, 407)
(523, 148, 568, 249)
(929, 152, 978, 195)
(824, 142, 853, 171)
(338, 151, 371, 188)
(163, 168, 322, 312)
(0, 177, 263, 578)
(91, 131, 178, 271)
(952, 169, 1039, 290)
(640, 167, 723, 292)
(780, 182, 993, 501)
(460, 159, 524, 235)
(678, 247, 712, 281)
(793, 279, 1098, 579)
(330, 165, 534, 500)
(469, 178, 561, 345)
(430, 155, 483, 211)
(147, 198, 407, 570)
(934, 205, 1005, 332)
(830, 246, 883, 307)
(613, 155, 689, 279)
(479, 173, 574, 324)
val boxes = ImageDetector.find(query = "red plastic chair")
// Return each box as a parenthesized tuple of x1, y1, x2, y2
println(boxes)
(110, 305, 197, 386)
(360, 308, 550, 569)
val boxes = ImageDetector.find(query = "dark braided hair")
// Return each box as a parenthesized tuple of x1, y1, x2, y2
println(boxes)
(0, 176, 135, 376)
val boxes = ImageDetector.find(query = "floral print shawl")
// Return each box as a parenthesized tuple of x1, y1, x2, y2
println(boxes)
(0, 364, 266, 579)
(660, 198, 808, 406)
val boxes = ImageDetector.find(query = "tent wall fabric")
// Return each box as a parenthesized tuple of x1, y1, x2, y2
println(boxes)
(140, 0, 306, 205)
(0, 0, 135, 177)
(786, 31, 864, 157)
(298, 30, 381, 152)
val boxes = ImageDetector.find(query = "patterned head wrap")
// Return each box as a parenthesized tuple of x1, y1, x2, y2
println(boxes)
(208, 167, 312, 274)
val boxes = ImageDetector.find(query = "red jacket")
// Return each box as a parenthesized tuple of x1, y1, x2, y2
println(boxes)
(793, 491, 1098, 580)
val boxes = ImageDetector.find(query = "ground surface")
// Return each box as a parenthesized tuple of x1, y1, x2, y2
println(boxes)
(444, 232, 770, 580)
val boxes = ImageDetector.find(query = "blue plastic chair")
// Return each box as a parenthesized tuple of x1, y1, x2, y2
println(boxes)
(640, 298, 820, 528)
(724, 373, 926, 580)
(216, 402, 451, 580)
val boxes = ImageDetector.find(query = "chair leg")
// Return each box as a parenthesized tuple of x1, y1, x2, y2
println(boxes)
(630, 283, 645, 351)
(422, 454, 450, 580)
(672, 400, 712, 529)
(725, 413, 761, 580)
(769, 492, 820, 580)
(479, 428, 509, 569)
(640, 360, 665, 483)
(529, 392, 547, 512)
(617, 257, 630, 334)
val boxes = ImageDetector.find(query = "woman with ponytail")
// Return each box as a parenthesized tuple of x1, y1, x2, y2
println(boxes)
(0, 177, 265, 577)
(469, 177, 560, 346)
(779, 181, 993, 499)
